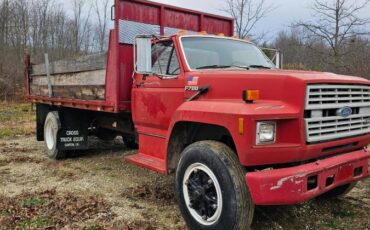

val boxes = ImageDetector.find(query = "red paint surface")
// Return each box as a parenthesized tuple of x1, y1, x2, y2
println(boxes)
(115, 0, 233, 110)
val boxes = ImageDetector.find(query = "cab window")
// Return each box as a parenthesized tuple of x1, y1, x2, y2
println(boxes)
(152, 41, 180, 75)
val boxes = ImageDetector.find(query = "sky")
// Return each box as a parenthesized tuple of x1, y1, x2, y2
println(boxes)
(147, 0, 370, 40)
(147, 0, 313, 40)
(64, 0, 370, 42)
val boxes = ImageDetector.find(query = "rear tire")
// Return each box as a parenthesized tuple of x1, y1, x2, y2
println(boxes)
(44, 112, 65, 160)
(175, 141, 254, 230)
(319, 182, 357, 199)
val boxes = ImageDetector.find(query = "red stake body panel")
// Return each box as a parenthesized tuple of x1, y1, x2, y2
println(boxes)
(113, 0, 234, 112)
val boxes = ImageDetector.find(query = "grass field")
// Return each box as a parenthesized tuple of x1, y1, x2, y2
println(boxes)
(0, 102, 35, 139)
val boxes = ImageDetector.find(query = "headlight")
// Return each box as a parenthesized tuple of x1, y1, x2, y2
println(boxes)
(256, 121, 276, 144)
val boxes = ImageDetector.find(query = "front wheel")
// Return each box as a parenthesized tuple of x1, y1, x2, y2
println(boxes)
(176, 141, 254, 230)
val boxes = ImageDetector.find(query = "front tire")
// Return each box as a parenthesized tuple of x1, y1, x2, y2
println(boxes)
(176, 141, 254, 230)
(44, 111, 65, 160)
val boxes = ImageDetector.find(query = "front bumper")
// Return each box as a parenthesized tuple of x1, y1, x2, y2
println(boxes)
(246, 149, 370, 205)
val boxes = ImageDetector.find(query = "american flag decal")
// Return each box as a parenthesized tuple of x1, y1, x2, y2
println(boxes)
(187, 76, 199, 86)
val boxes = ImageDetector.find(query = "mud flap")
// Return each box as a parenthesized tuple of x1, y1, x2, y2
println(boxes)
(57, 128, 88, 150)
(56, 109, 89, 151)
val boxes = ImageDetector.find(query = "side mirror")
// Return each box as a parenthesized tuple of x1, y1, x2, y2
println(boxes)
(135, 35, 152, 74)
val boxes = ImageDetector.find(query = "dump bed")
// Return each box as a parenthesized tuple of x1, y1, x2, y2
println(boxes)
(25, 0, 234, 113)
(30, 54, 107, 101)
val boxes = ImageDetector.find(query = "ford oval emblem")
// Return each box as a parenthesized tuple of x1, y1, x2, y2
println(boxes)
(338, 107, 353, 118)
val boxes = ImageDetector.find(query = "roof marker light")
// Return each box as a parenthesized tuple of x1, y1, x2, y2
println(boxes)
(177, 30, 186, 36)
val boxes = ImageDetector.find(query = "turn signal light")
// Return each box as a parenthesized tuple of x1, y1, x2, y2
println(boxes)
(242, 90, 260, 103)
(238, 118, 244, 135)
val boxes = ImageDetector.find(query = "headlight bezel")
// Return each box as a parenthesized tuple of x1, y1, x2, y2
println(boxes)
(256, 121, 277, 145)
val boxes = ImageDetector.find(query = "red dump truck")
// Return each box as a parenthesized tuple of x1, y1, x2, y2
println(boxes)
(25, 0, 370, 229)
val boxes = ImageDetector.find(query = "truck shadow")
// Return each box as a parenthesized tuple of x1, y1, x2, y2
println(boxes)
(66, 136, 136, 159)
(251, 192, 369, 229)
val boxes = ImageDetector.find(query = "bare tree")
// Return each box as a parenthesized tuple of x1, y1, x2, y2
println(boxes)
(224, 0, 275, 39)
(94, 0, 110, 53)
(294, 0, 370, 71)
(0, 0, 103, 101)
(71, 0, 92, 53)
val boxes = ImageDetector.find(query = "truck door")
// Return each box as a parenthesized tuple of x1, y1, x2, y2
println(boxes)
(132, 39, 184, 139)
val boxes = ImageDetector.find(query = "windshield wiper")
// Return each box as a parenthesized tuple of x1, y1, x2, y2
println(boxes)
(196, 65, 250, 70)
(196, 65, 233, 70)
(231, 65, 250, 70)
(248, 65, 272, 69)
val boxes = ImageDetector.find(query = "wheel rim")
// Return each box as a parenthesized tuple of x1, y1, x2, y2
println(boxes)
(183, 163, 223, 226)
(45, 119, 57, 151)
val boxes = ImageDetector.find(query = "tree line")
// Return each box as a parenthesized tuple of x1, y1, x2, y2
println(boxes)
(0, 0, 369, 101)
(272, 0, 370, 78)
(0, 0, 110, 101)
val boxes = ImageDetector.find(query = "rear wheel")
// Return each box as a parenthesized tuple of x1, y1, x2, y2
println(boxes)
(319, 182, 357, 199)
(44, 112, 65, 160)
(176, 141, 254, 230)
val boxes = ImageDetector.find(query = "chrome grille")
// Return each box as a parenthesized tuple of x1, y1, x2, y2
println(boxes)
(306, 84, 370, 110)
(305, 84, 370, 143)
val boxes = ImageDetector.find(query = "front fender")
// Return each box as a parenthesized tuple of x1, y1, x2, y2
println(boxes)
(167, 100, 302, 166)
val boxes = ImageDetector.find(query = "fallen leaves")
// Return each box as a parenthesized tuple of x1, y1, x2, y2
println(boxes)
(0, 189, 114, 229)
(122, 178, 176, 205)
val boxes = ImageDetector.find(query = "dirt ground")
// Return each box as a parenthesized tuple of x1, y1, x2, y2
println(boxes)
(0, 103, 369, 230)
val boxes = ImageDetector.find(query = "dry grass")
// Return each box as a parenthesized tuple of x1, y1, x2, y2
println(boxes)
(0, 102, 35, 138)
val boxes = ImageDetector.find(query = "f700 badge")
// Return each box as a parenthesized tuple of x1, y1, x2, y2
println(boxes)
(185, 86, 199, 91)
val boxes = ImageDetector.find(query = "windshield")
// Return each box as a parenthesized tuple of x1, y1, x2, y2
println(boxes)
(180, 37, 275, 70)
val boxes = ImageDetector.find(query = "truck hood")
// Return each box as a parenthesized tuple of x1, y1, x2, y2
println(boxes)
(258, 69, 368, 83)
(191, 69, 369, 84)
(188, 69, 370, 106)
